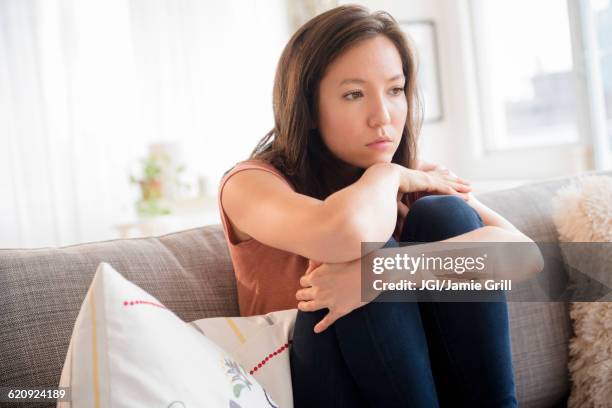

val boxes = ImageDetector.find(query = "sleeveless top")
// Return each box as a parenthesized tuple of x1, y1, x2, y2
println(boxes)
(218, 159, 425, 317)
(218, 159, 309, 316)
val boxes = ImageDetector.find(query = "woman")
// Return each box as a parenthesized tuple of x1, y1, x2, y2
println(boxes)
(219, 5, 540, 407)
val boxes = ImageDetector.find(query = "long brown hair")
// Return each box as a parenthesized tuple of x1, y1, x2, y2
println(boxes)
(249, 4, 422, 200)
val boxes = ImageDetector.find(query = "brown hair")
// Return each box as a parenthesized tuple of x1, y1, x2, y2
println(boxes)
(249, 4, 422, 201)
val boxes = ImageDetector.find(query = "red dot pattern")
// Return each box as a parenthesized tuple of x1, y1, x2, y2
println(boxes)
(122, 299, 168, 310)
(249, 340, 293, 375)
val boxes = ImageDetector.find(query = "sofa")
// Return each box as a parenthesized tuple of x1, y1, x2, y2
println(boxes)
(1, 170, 610, 407)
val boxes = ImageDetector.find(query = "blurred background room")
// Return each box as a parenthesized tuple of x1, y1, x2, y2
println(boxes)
(1, 0, 611, 248)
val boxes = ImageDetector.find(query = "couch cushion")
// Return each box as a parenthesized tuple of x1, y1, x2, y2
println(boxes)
(0, 224, 238, 403)
(505, 302, 573, 407)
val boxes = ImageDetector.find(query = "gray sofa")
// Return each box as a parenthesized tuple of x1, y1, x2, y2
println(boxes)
(2, 170, 610, 407)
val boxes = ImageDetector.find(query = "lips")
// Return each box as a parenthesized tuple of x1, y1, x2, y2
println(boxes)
(366, 137, 393, 146)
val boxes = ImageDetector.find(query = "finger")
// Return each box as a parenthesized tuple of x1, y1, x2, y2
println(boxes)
(295, 288, 316, 301)
(299, 274, 311, 287)
(451, 187, 470, 199)
(298, 300, 324, 312)
(443, 174, 461, 183)
(436, 183, 462, 197)
(443, 184, 456, 195)
(307, 259, 323, 274)
(442, 173, 470, 185)
(448, 189, 469, 201)
(453, 183, 472, 192)
(314, 311, 339, 334)
(445, 171, 470, 185)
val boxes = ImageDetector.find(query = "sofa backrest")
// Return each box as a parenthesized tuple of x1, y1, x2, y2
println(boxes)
(0, 224, 238, 402)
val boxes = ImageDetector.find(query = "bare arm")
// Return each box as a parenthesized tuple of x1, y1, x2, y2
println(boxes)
(222, 163, 402, 263)
(465, 193, 522, 233)
(221, 162, 471, 263)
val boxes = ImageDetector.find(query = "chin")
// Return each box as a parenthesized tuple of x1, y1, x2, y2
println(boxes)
(342, 151, 395, 170)
(359, 156, 393, 169)
(371, 152, 395, 163)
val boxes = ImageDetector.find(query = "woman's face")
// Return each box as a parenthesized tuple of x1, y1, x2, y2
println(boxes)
(317, 35, 408, 169)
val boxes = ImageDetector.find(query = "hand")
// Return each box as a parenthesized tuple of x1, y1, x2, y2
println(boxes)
(414, 159, 468, 199)
(395, 163, 472, 200)
(417, 160, 466, 186)
(295, 258, 368, 334)
(415, 159, 444, 172)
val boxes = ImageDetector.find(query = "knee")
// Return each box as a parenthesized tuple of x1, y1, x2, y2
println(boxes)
(401, 195, 484, 242)
(409, 195, 478, 222)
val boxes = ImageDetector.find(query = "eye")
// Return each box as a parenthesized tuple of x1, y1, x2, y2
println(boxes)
(390, 86, 405, 96)
(343, 90, 363, 101)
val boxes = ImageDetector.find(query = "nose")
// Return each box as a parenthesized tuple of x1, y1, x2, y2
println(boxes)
(367, 93, 392, 129)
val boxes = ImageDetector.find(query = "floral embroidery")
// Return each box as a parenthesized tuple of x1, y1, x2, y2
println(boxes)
(224, 358, 253, 398)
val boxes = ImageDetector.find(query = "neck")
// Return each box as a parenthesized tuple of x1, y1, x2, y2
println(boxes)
(335, 161, 362, 182)
(326, 158, 364, 193)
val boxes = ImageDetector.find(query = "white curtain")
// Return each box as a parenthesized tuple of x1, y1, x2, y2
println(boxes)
(0, 0, 290, 248)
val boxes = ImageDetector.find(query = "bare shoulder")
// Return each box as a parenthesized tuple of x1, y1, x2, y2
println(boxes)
(221, 168, 294, 243)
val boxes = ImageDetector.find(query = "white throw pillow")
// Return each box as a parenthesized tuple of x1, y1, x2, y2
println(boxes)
(192, 309, 297, 408)
(58, 262, 277, 407)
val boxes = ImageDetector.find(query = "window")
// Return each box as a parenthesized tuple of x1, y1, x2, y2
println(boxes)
(470, 0, 579, 149)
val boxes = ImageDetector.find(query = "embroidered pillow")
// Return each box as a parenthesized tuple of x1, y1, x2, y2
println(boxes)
(58, 262, 276, 407)
(192, 309, 297, 408)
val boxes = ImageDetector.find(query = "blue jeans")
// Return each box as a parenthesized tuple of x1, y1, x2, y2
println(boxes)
(290, 195, 517, 407)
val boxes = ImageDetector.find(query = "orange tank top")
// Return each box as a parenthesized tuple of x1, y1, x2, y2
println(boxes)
(218, 159, 309, 316)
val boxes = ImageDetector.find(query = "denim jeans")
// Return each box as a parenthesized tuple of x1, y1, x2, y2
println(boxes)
(290, 195, 517, 407)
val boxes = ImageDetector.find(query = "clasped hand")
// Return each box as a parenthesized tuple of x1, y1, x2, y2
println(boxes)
(295, 258, 367, 334)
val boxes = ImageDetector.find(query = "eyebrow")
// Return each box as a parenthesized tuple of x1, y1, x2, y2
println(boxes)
(339, 74, 405, 86)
